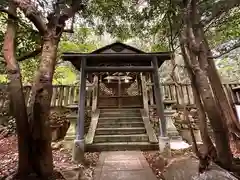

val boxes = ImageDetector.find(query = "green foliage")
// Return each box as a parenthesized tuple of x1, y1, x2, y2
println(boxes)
(206, 7, 240, 48)
(0, 75, 8, 84)
(0, 20, 102, 85)
(53, 27, 102, 85)
(151, 43, 169, 52)
(20, 59, 40, 84)
(216, 56, 240, 83)
(53, 66, 77, 85)
(0, 5, 41, 83)
(59, 41, 97, 53)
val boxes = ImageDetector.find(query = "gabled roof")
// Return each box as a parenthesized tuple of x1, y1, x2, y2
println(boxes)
(91, 41, 145, 54)
(62, 42, 172, 70)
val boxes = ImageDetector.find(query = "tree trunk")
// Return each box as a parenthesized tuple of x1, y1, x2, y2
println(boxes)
(192, 83, 217, 158)
(3, 0, 79, 178)
(180, 20, 232, 168)
(28, 37, 58, 177)
(204, 36, 240, 137)
(180, 44, 217, 159)
(186, 44, 232, 167)
(3, 2, 32, 177)
(180, 0, 233, 168)
(188, 0, 240, 137)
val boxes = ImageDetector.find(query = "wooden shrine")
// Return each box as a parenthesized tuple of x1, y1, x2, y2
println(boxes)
(62, 42, 172, 160)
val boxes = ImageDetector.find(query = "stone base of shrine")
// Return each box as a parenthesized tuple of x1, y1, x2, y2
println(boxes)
(159, 136, 171, 157)
(63, 136, 75, 149)
(63, 114, 77, 149)
(72, 139, 85, 163)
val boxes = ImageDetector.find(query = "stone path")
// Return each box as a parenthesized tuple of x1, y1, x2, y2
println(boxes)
(93, 151, 157, 180)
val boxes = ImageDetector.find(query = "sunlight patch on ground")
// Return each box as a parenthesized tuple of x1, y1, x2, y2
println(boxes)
(170, 140, 190, 150)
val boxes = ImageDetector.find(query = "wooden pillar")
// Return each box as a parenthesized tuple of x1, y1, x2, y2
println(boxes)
(152, 57, 167, 137)
(92, 75, 99, 112)
(73, 58, 86, 162)
(77, 58, 86, 140)
(86, 73, 92, 108)
(148, 73, 154, 105)
(97, 74, 101, 107)
(118, 73, 121, 108)
(86, 90, 91, 107)
(141, 73, 149, 115)
(137, 74, 142, 95)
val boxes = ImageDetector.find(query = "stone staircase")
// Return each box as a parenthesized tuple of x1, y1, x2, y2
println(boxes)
(86, 108, 158, 151)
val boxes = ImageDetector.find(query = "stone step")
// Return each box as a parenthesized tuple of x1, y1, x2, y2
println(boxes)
(66, 114, 77, 119)
(97, 121, 145, 128)
(86, 142, 158, 152)
(95, 127, 146, 135)
(98, 117, 142, 123)
(164, 109, 177, 114)
(100, 108, 141, 113)
(94, 134, 149, 143)
(100, 111, 141, 117)
(170, 136, 183, 141)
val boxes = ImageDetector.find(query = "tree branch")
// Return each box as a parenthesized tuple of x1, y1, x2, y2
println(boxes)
(17, 47, 42, 62)
(210, 41, 240, 59)
(0, 7, 18, 19)
(0, 6, 41, 36)
(202, 0, 240, 27)
(13, 0, 47, 35)
(59, 0, 85, 22)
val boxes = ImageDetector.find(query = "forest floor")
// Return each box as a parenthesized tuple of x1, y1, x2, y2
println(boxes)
(1, 135, 240, 180)
(0, 135, 100, 180)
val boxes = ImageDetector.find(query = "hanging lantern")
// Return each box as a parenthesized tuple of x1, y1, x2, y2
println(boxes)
(122, 76, 132, 83)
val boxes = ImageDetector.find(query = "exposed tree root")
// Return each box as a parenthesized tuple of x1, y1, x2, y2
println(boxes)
(184, 108, 214, 174)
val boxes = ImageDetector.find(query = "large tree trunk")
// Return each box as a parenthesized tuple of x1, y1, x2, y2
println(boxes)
(189, 0, 240, 138)
(179, 0, 233, 167)
(180, 44, 217, 159)
(3, 0, 81, 178)
(203, 36, 240, 137)
(185, 43, 232, 167)
(192, 82, 217, 159)
(28, 37, 59, 177)
(3, 2, 32, 177)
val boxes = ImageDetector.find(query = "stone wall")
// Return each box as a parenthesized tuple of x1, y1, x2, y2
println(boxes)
(148, 105, 209, 143)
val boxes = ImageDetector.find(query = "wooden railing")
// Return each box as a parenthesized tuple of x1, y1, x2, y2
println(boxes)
(161, 83, 194, 105)
(0, 85, 93, 109)
(0, 83, 240, 109)
(160, 83, 240, 105)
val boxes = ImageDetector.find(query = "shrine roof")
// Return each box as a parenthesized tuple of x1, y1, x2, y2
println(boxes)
(91, 41, 144, 53)
(62, 42, 171, 70)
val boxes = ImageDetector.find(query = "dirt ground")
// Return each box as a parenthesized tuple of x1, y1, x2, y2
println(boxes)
(143, 141, 240, 180)
(0, 135, 99, 179)
(143, 148, 195, 179)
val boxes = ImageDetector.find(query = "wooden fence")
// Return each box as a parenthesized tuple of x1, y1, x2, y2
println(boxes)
(0, 84, 94, 110)
(0, 83, 240, 109)
(161, 83, 240, 105)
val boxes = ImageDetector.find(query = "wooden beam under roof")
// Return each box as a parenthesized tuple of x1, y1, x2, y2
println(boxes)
(62, 52, 171, 60)
(85, 66, 154, 72)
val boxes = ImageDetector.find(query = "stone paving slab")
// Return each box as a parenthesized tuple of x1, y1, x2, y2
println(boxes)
(94, 151, 157, 180)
